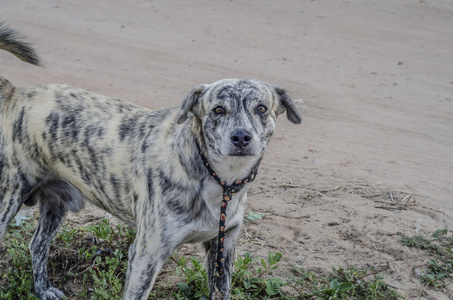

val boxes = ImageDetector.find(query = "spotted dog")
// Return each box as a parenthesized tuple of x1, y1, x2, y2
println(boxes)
(0, 23, 301, 300)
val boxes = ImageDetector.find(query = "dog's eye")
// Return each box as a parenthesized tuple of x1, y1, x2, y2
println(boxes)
(213, 106, 225, 114)
(256, 105, 267, 113)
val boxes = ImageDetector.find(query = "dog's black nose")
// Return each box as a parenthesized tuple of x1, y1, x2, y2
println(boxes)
(231, 130, 252, 148)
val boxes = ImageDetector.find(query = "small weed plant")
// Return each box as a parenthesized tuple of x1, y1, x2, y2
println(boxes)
(244, 212, 264, 223)
(398, 229, 453, 289)
(231, 251, 285, 297)
(173, 251, 286, 299)
(173, 256, 209, 299)
(292, 265, 402, 299)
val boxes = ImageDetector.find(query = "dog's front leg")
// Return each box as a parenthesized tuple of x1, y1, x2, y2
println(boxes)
(122, 225, 172, 300)
(204, 225, 241, 300)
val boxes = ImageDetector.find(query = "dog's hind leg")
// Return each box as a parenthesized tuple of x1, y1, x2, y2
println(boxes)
(30, 199, 67, 300)
(0, 190, 25, 243)
(0, 167, 35, 243)
(29, 180, 84, 300)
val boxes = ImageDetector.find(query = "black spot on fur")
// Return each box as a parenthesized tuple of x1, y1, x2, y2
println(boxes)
(110, 175, 122, 200)
(119, 117, 135, 141)
(135, 265, 156, 297)
(133, 192, 139, 204)
(147, 169, 154, 201)
(74, 155, 91, 184)
(164, 188, 206, 225)
(45, 112, 60, 141)
(158, 169, 174, 196)
(0, 158, 5, 178)
(61, 114, 79, 140)
(0, 201, 12, 222)
(12, 106, 26, 143)
(141, 131, 152, 153)
(97, 127, 105, 137)
(27, 91, 36, 99)
(216, 86, 235, 101)
(19, 172, 34, 198)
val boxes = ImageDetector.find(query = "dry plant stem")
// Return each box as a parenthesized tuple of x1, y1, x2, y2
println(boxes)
(50, 243, 80, 254)
(257, 264, 276, 279)
(68, 261, 83, 273)
(253, 209, 310, 219)
(403, 194, 414, 207)
(243, 228, 252, 239)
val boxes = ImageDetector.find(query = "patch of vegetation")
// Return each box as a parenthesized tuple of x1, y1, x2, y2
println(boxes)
(0, 217, 403, 299)
(173, 255, 209, 299)
(172, 251, 287, 299)
(291, 264, 402, 299)
(0, 219, 39, 300)
(0, 218, 134, 300)
(398, 229, 453, 289)
(244, 212, 264, 223)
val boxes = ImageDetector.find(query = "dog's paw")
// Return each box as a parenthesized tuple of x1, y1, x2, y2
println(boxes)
(210, 291, 230, 300)
(38, 287, 65, 300)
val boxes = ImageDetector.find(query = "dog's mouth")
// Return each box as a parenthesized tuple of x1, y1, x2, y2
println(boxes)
(212, 144, 261, 157)
(228, 147, 255, 157)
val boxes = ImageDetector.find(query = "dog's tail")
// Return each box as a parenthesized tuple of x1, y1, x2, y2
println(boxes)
(0, 23, 40, 103)
(0, 22, 41, 66)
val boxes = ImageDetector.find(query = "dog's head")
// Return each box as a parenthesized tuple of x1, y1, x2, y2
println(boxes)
(177, 79, 301, 159)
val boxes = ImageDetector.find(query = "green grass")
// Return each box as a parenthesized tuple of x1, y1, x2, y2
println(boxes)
(291, 265, 402, 300)
(172, 251, 287, 299)
(398, 229, 453, 289)
(0, 218, 135, 300)
(0, 217, 403, 299)
(0, 219, 38, 300)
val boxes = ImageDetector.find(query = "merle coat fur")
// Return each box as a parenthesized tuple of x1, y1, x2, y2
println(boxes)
(0, 23, 301, 300)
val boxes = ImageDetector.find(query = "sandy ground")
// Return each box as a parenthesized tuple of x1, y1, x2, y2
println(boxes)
(1, 0, 453, 299)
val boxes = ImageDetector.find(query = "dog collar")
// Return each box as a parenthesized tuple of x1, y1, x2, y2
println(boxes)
(195, 140, 259, 287)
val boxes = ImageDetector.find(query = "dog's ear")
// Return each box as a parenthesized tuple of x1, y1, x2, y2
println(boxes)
(272, 85, 301, 124)
(176, 85, 207, 124)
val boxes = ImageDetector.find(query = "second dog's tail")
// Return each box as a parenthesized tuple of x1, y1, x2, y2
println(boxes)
(0, 22, 40, 66)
